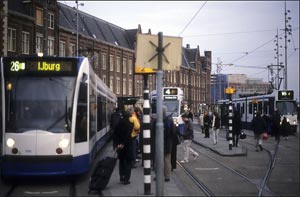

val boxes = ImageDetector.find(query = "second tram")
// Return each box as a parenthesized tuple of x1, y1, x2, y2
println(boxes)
(150, 87, 185, 131)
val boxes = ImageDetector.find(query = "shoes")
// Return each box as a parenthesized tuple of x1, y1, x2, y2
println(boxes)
(123, 180, 131, 185)
(180, 160, 188, 163)
(165, 178, 170, 182)
(193, 155, 199, 160)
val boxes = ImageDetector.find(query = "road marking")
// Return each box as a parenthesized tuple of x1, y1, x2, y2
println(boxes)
(25, 190, 58, 195)
(195, 167, 219, 170)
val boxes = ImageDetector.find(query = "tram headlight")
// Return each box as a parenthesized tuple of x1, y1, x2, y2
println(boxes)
(6, 138, 15, 148)
(59, 138, 69, 148)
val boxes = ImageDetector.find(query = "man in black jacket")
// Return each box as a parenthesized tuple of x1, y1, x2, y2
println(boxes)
(179, 113, 199, 163)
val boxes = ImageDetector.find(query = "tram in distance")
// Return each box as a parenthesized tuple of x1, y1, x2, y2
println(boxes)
(0, 56, 117, 178)
(216, 90, 298, 133)
(150, 87, 185, 131)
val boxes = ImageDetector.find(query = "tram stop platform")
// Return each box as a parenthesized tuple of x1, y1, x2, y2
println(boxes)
(99, 121, 247, 196)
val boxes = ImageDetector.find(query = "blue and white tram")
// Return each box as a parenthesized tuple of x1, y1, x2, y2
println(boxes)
(217, 90, 298, 133)
(0, 56, 116, 177)
(150, 87, 185, 131)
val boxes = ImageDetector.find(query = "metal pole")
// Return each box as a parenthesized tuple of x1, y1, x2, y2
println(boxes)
(142, 74, 151, 195)
(284, 0, 288, 89)
(76, 0, 79, 57)
(228, 95, 233, 150)
(155, 32, 164, 196)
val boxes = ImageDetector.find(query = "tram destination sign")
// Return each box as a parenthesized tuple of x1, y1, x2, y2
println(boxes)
(3, 58, 77, 76)
(278, 90, 294, 100)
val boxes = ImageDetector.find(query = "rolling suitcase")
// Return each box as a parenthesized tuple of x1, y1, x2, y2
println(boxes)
(88, 155, 118, 194)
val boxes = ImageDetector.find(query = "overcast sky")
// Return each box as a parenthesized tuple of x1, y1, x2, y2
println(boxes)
(59, 1, 299, 101)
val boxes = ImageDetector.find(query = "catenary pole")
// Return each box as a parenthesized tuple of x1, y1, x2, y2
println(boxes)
(155, 32, 164, 196)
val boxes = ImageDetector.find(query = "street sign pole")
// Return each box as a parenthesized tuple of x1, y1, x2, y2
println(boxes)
(155, 32, 164, 196)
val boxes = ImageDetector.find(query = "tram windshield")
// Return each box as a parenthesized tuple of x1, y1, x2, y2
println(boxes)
(6, 76, 76, 133)
(151, 99, 183, 117)
(276, 101, 297, 115)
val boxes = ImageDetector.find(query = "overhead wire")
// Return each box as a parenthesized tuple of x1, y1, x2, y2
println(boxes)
(178, 1, 207, 37)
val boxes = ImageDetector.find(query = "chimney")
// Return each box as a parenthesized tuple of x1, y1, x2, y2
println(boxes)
(186, 44, 190, 49)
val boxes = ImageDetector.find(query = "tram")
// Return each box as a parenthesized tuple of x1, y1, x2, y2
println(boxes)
(150, 87, 185, 131)
(0, 56, 116, 177)
(217, 90, 298, 133)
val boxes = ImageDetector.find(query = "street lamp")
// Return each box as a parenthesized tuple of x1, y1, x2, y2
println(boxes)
(75, 0, 84, 57)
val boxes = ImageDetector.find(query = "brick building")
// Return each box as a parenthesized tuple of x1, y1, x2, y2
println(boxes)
(0, 0, 212, 113)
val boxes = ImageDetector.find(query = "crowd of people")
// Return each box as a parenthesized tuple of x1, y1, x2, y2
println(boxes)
(110, 105, 294, 185)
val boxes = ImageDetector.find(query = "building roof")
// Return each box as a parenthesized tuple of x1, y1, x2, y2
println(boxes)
(182, 47, 197, 69)
(58, 2, 136, 50)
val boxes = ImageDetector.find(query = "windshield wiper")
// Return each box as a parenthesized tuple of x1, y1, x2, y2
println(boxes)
(46, 96, 70, 131)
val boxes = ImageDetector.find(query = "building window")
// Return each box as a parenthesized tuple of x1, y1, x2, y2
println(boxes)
(8, 28, 16, 52)
(36, 33, 43, 53)
(93, 52, 99, 69)
(128, 59, 133, 75)
(102, 53, 107, 70)
(116, 77, 121, 94)
(109, 55, 114, 71)
(116, 56, 121, 72)
(48, 12, 55, 29)
(36, 8, 43, 26)
(48, 36, 54, 56)
(123, 79, 127, 95)
(102, 75, 107, 85)
(59, 41, 66, 56)
(22, 31, 30, 54)
(123, 58, 127, 74)
(69, 44, 75, 56)
(129, 79, 132, 96)
(110, 76, 114, 91)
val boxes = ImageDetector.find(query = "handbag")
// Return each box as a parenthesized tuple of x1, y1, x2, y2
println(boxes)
(262, 132, 269, 140)
(240, 131, 246, 139)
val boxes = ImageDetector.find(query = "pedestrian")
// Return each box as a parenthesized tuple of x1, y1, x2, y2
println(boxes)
(272, 109, 281, 141)
(114, 108, 134, 185)
(281, 116, 290, 140)
(179, 113, 199, 163)
(198, 113, 204, 134)
(110, 107, 123, 149)
(129, 107, 141, 168)
(251, 111, 267, 151)
(203, 111, 211, 138)
(232, 110, 242, 147)
(151, 106, 176, 182)
(212, 112, 220, 145)
(187, 110, 194, 122)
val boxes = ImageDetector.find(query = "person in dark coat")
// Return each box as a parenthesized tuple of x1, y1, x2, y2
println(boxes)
(251, 111, 267, 151)
(179, 113, 199, 163)
(110, 107, 122, 149)
(281, 117, 290, 140)
(114, 109, 134, 185)
(203, 111, 211, 138)
(151, 106, 176, 181)
(232, 110, 242, 147)
(272, 109, 281, 141)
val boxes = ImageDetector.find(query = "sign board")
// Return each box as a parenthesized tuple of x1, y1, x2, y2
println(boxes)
(225, 87, 236, 94)
(135, 33, 182, 74)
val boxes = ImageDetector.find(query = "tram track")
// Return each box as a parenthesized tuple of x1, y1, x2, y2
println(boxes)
(176, 133, 281, 196)
(177, 161, 214, 196)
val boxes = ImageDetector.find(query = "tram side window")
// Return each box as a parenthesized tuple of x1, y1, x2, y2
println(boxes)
(97, 96, 103, 131)
(242, 103, 245, 115)
(75, 79, 88, 143)
(258, 102, 262, 113)
(249, 103, 252, 114)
